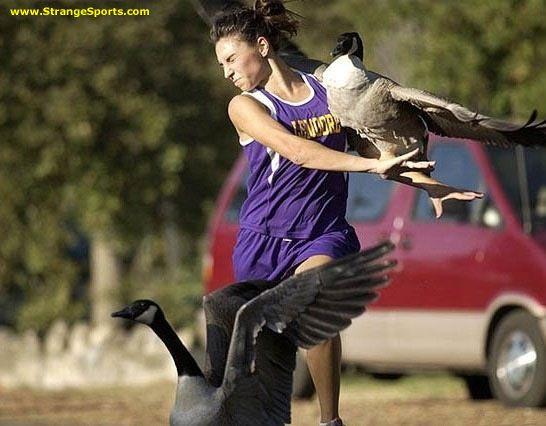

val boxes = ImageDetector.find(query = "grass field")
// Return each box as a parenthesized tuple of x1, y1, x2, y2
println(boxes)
(1, 373, 545, 425)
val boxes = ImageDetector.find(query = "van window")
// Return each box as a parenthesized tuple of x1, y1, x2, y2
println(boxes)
(412, 143, 499, 227)
(525, 149, 546, 233)
(347, 173, 393, 222)
(487, 146, 546, 234)
(225, 170, 248, 223)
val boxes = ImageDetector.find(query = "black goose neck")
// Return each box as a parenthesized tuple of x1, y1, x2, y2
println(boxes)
(150, 315, 203, 378)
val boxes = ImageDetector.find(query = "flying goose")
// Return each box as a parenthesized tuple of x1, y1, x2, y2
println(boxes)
(112, 242, 396, 426)
(322, 32, 546, 217)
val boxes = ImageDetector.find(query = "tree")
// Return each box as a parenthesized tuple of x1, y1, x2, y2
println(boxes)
(392, 0, 546, 121)
(0, 0, 237, 330)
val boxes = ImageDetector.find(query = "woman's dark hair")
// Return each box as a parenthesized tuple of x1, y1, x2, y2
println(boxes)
(210, 0, 300, 51)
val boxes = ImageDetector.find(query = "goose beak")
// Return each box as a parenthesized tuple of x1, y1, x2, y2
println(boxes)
(330, 44, 344, 59)
(111, 307, 132, 319)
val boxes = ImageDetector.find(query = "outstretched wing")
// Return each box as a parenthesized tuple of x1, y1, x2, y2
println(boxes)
(282, 243, 394, 349)
(221, 242, 396, 415)
(389, 84, 546, 148)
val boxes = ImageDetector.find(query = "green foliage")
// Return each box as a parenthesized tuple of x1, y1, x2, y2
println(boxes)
(0, 0, 236, 331)
(119, 234, 203, 328)
(392, 0, 546, 120)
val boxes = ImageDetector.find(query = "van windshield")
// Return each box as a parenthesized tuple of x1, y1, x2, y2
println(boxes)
(487, 146, 546, 235)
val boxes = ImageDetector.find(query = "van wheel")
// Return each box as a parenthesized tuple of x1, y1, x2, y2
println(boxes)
(461, 375, 492, 400)
(488, 310, 546, 407)
(292, 350, 315, 399)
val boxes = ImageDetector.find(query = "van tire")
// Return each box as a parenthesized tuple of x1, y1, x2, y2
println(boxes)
(488, 310, 546, 407)
(292, 350, 315, 399)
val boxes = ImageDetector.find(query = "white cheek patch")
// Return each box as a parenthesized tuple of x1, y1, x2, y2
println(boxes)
(136, 305, 158, 325)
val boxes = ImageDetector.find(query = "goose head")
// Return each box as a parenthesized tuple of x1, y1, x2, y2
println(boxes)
(111, 299, 163, 326)
(323, 32, 367, 89)
(112, 299, 205, 379)
(330, 32, 364, 61)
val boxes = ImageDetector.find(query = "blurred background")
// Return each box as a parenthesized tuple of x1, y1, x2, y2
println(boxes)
(1, 0, 546, 424)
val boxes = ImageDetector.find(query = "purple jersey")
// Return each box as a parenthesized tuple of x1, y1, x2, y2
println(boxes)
(238, 71, 349, 239)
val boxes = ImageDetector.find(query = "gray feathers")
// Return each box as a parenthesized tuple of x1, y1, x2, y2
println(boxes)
(388, 85, 546, 148)
(322, 32, 546, 154)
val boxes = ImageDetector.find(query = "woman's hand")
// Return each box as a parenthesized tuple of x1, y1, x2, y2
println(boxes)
(370, 149, 436, 175)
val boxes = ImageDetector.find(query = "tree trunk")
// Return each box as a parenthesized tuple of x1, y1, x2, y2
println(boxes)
(89, 234, 120, 327)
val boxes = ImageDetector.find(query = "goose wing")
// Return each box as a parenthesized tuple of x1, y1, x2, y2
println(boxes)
(388, 83, 546, 148)
(221, 242, 396, 412)
(346, 127, 381, 158)
(281, 242, 395, 349)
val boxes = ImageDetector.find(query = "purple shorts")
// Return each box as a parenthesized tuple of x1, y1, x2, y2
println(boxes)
(233, 227, 361, 282)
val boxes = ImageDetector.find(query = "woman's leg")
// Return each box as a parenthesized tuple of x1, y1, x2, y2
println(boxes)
(295, 254, 342, 424)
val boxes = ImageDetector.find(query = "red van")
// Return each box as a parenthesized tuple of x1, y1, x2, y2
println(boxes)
(201, 135, 546, 408)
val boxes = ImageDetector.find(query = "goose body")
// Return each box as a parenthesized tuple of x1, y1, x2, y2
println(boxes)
(324, 54, 428, 156)
(325, 72, 427, 154)
(170, 377, 222, 426)
(322, 32, 546, 157)
(113, 242, 396, 426)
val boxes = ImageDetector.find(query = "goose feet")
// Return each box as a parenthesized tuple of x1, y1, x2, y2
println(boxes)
(429, 187, 484, 218)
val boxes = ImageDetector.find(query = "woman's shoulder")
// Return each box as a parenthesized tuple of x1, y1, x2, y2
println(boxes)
(229, 93, 270, 113)
(227, 94, 278, 143)
(229, 91, 277, 119)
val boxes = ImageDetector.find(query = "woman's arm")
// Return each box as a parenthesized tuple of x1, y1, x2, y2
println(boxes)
(228, 95, 433, 174)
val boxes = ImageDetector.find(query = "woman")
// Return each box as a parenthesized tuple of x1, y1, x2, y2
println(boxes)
(211, 2, 433, 425)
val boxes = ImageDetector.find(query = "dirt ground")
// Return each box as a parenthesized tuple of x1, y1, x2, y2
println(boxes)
(1, 373, 545, 425)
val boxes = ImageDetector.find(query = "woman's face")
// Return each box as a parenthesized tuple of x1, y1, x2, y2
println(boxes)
(215, 35, 270, 92)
